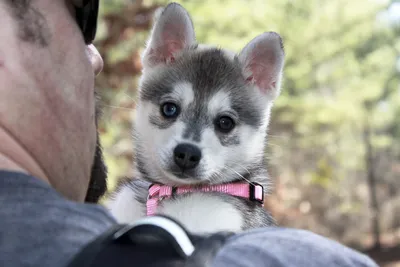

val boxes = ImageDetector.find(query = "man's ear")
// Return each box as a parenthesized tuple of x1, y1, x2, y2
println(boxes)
(142, 3, 196, 69)
(237, 32, 285, 100)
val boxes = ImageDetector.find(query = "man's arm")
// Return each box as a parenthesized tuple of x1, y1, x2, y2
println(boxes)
(212, 228, 378, 267)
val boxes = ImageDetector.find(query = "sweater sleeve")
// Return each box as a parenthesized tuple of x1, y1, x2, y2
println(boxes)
(211, 228, 378, 267)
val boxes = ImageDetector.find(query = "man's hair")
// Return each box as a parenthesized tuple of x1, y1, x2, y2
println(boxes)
(4, 0, 51, 46)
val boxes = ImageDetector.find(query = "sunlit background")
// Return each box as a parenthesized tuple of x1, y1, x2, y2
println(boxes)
(94, 1, 400, 265)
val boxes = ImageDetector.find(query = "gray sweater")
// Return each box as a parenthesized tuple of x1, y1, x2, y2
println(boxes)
(0, 171, 378, 267)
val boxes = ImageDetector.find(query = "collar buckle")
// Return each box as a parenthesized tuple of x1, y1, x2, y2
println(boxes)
(249, 183, 264, 205)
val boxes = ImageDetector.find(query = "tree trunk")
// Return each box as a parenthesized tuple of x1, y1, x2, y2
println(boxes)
(363, 119, 381, 250)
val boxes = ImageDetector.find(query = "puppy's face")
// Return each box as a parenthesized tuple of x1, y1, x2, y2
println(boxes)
(134, 3, 284, 186)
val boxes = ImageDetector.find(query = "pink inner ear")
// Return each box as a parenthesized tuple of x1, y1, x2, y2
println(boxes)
(159, 23, 188, 63)
(164, 41, 182, 62)
(247, 62, 275, 93)
(246, 76, 254, 82)
(245, 46, 278, 94)
(148, 41, 181, 65)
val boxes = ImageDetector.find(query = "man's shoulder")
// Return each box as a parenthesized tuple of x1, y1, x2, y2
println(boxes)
(0, 171, 116, 267)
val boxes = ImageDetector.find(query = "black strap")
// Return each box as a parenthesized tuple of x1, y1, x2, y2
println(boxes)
(66, 216, 234, 267)
(66, 224, 128, 267)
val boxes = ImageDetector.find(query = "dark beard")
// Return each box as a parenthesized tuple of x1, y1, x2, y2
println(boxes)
(85, 132, 108, 203)
(85, 92, 108, 203)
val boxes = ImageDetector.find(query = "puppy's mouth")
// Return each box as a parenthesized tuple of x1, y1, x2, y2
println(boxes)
(158, 166, 206, 186)
(172, 171, 191, 179)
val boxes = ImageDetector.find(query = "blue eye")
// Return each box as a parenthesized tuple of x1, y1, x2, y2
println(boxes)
(161, 102, 180, 118)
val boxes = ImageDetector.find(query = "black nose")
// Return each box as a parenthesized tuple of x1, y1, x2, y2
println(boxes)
(173, 143, 202, 170)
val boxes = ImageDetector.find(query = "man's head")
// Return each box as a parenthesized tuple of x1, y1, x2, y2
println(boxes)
(0, 0, 105, 201)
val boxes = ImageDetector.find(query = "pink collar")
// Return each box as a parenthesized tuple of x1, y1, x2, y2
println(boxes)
(146, 182, 264, 216)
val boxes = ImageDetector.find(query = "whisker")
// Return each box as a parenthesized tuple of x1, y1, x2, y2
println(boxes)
(103, 104, 135, 111)
(232, 163, 251, 175)
(122, 92, 137, 104)
(267, 134, 288, 139)
(223, 165, 256, 186)
(209, 169, 225, 184)
(265, 142, 282, 148)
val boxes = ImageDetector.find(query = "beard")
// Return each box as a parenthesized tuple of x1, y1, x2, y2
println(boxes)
(85, 91, 108, 203)
(85, 133, 108, 203)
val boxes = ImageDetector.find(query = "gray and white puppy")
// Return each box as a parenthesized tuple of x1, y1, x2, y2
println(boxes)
(106, 2, 285, 235)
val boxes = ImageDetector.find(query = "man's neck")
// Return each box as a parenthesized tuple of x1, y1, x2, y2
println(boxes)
(0, 126, 49, 183)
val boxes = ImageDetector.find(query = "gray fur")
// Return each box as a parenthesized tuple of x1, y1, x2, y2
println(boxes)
(217, 132, 241, 147)
(141, 48, 264, 130)
(132, 145, 152, 181)
(182, 122, 203, 142)
(220, 195, 277, 228)
(149, 113, 176, 129)
(181, 103, 208, 142)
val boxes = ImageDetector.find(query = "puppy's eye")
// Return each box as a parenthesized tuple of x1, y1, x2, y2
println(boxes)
(161, 102, 180, 118)
(216, 116, 235, 133)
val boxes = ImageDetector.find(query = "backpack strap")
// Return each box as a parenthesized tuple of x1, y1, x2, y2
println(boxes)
(67, 215, 233, 267)
(66, 223, 129, 267)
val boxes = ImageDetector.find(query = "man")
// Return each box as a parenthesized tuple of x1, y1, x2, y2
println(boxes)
(0, 1, 379, 266)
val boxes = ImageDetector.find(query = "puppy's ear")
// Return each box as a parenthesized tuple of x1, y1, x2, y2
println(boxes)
(142, 3, 196, 69)
(238, 32, 285, 100)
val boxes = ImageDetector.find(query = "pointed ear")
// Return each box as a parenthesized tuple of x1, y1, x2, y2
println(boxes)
(238, 32, 285, 99)
(142, 3, 196, 69)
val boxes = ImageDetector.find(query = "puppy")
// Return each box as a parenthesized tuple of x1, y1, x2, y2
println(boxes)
(106, 2, 284, 235)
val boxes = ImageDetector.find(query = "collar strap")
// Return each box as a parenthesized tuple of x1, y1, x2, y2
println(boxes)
(146, 182, 264, 216)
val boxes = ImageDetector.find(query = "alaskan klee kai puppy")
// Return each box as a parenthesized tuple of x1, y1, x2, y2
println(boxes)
(106, 2, 285, 235)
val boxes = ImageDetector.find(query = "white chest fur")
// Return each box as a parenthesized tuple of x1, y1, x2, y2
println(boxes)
(105, 186, 145, 224)
(105, 187, 244, 234)
(157, 193, 243, 234)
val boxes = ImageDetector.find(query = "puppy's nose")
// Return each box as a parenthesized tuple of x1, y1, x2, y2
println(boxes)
(173, 144, 202, 171)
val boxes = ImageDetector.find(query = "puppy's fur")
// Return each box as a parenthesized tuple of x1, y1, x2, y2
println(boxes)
(106, 3, 284, 235)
